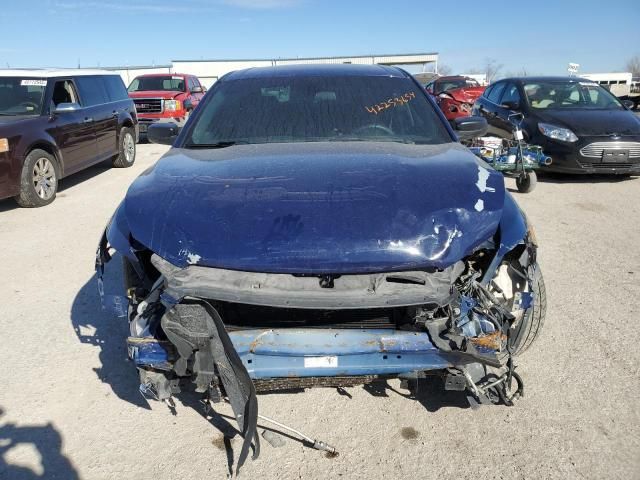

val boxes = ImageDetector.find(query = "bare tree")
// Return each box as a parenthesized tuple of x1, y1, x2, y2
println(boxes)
(625, 55, 640, 76)
(484, 58, 503, 83)
(437, 63, 452, 76)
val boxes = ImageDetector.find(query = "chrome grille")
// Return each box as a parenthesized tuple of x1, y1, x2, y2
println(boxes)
(580, 141, 640, 158)
(133, 98, 163, 114)
(580, 162, 637, 169)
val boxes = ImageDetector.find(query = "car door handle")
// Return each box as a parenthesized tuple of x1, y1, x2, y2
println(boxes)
(83, 117, 93, 123)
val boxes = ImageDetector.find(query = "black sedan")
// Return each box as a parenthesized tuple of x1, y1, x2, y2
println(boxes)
(473, 76, 640, 174)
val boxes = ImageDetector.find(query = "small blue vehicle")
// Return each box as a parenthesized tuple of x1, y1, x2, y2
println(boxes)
(97, 65, 547, 474)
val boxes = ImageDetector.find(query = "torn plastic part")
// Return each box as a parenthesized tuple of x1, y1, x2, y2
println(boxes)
(151, 254, 465, 310)
(160, 300, 259, 475)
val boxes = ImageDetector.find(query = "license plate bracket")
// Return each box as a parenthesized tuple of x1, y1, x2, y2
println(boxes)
(602, 149, 629, 162)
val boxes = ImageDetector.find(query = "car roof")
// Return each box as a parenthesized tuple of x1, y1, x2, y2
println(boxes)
(0, 68, 117, 78)
(497, 76, 594, 84)
(133, 73, 192, 78)
(224, 64, 409, 81)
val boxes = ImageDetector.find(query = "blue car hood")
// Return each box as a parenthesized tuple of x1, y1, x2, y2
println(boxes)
(123, 142, 505, 273)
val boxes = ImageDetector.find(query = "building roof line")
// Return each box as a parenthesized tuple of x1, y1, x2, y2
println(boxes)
(171, 53, 438, 63)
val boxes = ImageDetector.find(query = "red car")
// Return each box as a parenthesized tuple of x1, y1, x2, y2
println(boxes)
(128, 73, 206, 138)
(425, 76, 485, 123)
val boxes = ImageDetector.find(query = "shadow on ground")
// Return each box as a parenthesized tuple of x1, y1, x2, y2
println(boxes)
(505, 171, 638, 194)
(537, 171, 638, 184)
(0, 407, 79, 480)
(70, 254, 150, 409)
(362, 377, 470, 412)
(57, 161, 112, 193)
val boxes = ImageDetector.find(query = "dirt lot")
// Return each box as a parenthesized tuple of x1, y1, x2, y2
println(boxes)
(1, 144, 638, 480)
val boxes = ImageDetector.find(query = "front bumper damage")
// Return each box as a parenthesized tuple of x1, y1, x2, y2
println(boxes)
(95, 204, 540, 474)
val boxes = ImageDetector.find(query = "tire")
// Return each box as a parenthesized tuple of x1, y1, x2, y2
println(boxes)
(113, 126, 136, 168)
(516, 170, 537, 193)
(14, 149, 59, 207)
(509, 264, 547, 355)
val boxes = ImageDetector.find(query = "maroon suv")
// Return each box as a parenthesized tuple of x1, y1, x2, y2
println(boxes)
(0, 69, 138, 207)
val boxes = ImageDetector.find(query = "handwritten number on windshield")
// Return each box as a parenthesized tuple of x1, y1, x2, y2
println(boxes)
(365, 91, 416, 115)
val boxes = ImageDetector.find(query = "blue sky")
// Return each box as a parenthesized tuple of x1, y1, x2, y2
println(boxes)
(1, 0, 639, 76)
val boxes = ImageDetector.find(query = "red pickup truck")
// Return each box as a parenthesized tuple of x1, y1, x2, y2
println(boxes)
(127, 73, 206, 138)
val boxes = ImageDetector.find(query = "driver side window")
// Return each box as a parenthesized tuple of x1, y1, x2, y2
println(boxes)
(500, 83, 521, 105)
(51, 80, 79, 107)
(487, 82, 506, 104)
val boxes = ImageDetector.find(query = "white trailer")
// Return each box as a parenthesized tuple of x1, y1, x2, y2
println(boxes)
(580, 72, 639, 108)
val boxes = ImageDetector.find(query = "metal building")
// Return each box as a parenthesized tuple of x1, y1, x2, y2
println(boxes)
(105, 53, 438, 88)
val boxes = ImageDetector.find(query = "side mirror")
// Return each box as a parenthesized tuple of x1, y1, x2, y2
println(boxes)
(454, 116, 488, 140)
(191, 86, 203, 93)
(501, 100, 520, 111)
(53, 102, 81, 114)
(147, 123, 180, 145)
(622, 99, 635, 110)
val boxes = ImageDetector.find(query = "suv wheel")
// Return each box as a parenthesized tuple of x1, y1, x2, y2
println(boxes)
(15, 149, 59, 207)
(113, 126, 136, 168)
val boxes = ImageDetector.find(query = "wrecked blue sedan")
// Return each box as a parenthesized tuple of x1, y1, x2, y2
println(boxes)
(97, 64, 546, 471)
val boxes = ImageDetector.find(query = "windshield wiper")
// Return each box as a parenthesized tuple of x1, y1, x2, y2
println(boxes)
(183, 140, 250, 149)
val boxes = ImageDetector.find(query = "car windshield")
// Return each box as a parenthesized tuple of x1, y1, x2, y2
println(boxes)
(435, 78, 479, 94)
(523, 80, 623, 110)
(128, 76, 186, 92)
(185, 74, 451, 146)
(0, 77, 46, 116)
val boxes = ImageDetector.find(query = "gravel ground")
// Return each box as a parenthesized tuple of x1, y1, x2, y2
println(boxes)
(0, 144, 638, 480)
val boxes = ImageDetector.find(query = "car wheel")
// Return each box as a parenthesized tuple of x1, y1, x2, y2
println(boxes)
(516, 170, 537, 193)
(14, 149, 59, 207)
(509, 264, 547, 355)
(113, 126, 136, 168)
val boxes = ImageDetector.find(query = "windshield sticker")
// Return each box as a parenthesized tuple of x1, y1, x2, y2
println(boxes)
(21, 79, 47, 87)
(365, 91, 416, 115)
